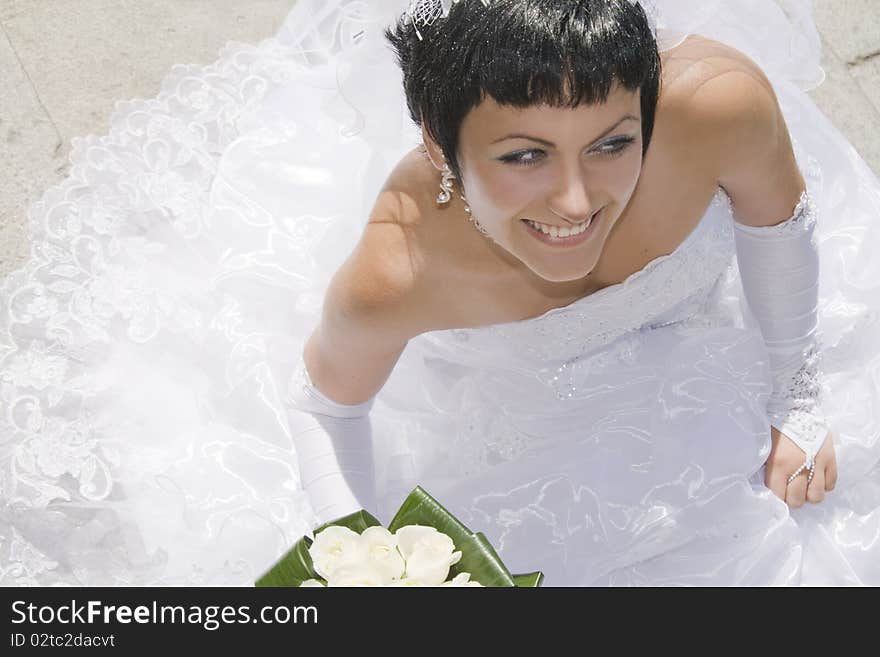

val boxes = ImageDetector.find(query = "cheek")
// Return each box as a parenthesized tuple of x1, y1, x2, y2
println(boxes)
(599, 152, 642, 197)
(489, 176, 533, 207)
(471, 167, 550, 213)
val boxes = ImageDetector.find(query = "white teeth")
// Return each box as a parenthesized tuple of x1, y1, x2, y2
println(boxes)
(526, 215, 593, 238)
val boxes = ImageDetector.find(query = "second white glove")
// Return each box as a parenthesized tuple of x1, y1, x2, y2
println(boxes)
(732, 189, 830, 466)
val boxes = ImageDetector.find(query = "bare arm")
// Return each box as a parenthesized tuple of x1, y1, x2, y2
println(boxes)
(689, 51, 804, 223)
(303, 218, 422, 405)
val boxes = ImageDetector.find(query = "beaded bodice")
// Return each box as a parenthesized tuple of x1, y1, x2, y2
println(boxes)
(412, 187, 737, 371)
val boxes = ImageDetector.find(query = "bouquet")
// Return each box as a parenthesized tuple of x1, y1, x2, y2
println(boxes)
(256, 486, 543, 587)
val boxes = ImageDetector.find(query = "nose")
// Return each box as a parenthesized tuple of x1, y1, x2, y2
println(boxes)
(548, 165, 594, 223)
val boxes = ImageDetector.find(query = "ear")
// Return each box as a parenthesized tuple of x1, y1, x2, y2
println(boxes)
(420, 123, 446, 172)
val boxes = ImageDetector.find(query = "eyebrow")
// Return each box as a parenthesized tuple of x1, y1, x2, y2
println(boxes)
(491, 114, 640, 147)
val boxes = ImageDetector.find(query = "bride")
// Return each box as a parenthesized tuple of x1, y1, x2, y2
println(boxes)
(2, 0, 879, 586)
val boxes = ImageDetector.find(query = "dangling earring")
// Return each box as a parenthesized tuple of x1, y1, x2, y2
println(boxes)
(436, 162, 492, 238)
(437, 163, 455, 205)
(460, 193, 491, 237)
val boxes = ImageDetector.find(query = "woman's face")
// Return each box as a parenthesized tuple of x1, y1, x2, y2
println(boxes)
(445, 83, 643, 283)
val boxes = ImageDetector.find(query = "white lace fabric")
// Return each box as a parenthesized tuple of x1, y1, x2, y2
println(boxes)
(1, 36, 317, 585)
(766, 343, 828, 457)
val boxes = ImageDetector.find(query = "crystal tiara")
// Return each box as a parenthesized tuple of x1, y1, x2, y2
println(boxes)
(406, 0, 492, 38)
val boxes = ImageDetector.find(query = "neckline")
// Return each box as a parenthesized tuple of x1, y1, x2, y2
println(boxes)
(463, 186, 733, 330)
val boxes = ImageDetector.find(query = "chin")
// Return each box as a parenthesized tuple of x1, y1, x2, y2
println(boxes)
(526, 261, 596, 283)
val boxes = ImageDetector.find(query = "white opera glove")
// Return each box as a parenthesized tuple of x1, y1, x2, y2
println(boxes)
(732, 189, 829, 469)
(284, 351, 378, 527)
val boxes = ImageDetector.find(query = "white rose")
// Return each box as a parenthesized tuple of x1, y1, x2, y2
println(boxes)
(308, 525, 367, 581)
(361, 526, 405, 582)
(405, 548, 463, 586)
(441, 572, 484, 587)
(300, 579, 326, 587)
(327, 563, 388, 587)
(394, 525, 456, 561)
(395, 525, 462, 586)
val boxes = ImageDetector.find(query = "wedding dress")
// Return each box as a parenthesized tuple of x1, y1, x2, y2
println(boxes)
(2, 0, 879, 586)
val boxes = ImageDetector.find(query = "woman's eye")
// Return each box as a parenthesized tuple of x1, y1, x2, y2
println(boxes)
(594, 136, 636, 158)
(498, 137, 635, 166)
(498, 150, 546, 166)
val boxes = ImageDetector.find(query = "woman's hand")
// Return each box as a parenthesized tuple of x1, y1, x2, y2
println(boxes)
(764, 426, 837, 509)
(765, 426, 838, 508)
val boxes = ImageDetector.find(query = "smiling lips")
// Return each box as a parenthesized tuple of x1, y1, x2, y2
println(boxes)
(523, 208, 601, 241)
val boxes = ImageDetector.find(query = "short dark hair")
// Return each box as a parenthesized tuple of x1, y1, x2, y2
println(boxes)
(385, 0, 662, 182)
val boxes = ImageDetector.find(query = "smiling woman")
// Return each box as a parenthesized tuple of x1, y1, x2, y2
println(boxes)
(2, 0, 880, 587)
(442, 93, 644, 282)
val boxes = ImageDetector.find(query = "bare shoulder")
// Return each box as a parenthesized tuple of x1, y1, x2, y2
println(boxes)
(659, 35, 784, 176)
(371, 145, 440, 221)
(323, 147, 437, 344)
(661, 35, 779, 126)
(661, 34, 775, 100)
(661, 35, 804, 225)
